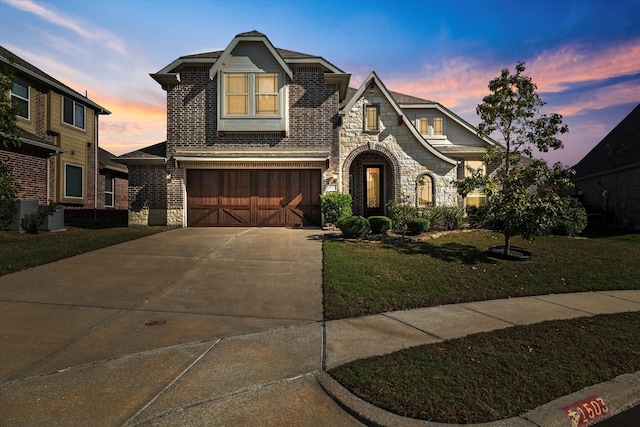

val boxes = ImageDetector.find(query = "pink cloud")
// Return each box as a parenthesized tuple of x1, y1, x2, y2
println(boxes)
(528, 38, 640, 92)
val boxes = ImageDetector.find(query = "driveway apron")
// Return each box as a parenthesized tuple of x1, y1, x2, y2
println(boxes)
(0, 227, 362, 426)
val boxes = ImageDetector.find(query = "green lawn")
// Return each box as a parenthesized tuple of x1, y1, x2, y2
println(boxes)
(0, 225, 170, 276)
(324, 229, 640, 423)
(323, 230, 640, 319)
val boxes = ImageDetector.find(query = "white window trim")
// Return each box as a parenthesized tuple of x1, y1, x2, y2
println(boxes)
(220, 72, 281, 118)
(11, 78, 30, 120)
(62, 96, 86, 130)
(64, 162, 84, 199)
(105, 174, 114, 207)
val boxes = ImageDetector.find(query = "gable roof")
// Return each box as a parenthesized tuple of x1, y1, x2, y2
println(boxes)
(99, 147, 128, 174)
(208, 30, 293, 80)
(340, 72, 457, 165)
(116, 141, 167, 164)
(150, 31, 350, 100)
(0, 46, 110, 115)
(573, 104, 640, 180)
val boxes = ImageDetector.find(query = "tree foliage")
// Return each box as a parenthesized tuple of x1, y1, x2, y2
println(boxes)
(456, 62, 583, 255)
(0, 64, 22, 229)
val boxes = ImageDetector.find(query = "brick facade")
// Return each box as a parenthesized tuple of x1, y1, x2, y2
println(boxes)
(1, 146, 49, 203)
(143, 64, 340, 226)
(574, 167, 640, 229)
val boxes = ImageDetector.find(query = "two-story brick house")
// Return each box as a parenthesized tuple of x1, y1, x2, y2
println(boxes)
(1, 46, 115, 228)
(119, 31, 493, 227)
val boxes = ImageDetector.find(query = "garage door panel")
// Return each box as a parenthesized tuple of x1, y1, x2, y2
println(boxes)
(187, 169, 321, 227)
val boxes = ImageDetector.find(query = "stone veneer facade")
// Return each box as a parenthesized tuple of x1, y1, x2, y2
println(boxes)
(339, 87, 458, 215)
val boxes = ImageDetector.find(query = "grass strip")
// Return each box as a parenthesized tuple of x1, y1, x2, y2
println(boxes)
(323, 231, 640, 319)
(0, 226, 169, 276)
(329, 311, 640, 424)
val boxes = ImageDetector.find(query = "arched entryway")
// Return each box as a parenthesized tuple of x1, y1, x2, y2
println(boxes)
(344, 149, 398, 217)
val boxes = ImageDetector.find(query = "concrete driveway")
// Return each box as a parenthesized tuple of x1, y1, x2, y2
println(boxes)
(0, 227, 362, 426)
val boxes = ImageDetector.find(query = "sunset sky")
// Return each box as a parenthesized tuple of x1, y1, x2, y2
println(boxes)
(1, 0, 639, 167)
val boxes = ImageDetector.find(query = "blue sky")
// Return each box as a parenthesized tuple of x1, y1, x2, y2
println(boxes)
(1, 0, 639, 166)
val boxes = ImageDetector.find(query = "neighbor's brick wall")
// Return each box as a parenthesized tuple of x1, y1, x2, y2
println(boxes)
(1, 147, 49, 203)
(574, 167, 640, 229)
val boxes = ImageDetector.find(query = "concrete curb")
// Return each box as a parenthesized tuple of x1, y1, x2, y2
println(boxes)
(316, 371, 640, 427)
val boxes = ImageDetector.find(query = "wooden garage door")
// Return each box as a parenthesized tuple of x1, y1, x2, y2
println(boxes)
(187, 169, 321, 227)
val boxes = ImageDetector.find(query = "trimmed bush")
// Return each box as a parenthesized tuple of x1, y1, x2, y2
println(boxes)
(368, 216, 392, 234)
(408, 218, 431, 235)
(336, 216, 371, 239)
(552, 197, 588, 236)
(320, 192, 352, 225)
(388, 201, 418, 236)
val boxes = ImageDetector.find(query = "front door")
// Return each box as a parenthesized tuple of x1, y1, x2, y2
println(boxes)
(363, 165, 384, 217)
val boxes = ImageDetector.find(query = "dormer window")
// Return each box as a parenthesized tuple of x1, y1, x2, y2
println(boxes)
(223, 72, 279, 117)
(418, 116, 445, 137)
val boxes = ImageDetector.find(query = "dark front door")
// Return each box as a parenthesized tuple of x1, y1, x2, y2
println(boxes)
(363, 166, 384, 217)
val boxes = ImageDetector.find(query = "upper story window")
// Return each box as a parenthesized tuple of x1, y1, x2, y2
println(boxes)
(63, 97, 85, 129)
(418, 116, 445, 137)
(11, 77, 29, 119)
(364, 104, 379, 132)
(223, 72, 279, 116)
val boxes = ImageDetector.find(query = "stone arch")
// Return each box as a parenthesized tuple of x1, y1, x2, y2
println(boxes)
(416, 172, 435, 208)
(341, 144, 401, 216)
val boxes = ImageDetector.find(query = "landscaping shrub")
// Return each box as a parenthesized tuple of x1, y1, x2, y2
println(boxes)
(422, 207, 445, 230)
(408, 218, 431, 235)
(19, 202, 58, 234)
(466, 205, 502, 229)
(336, 216, 371, 239)
(442, 207, 465, 230)
(387, 201, 417, 236)
(551, 197, 588, 236)
(368, 216, 392, 234)
(320, 192, 352, 225)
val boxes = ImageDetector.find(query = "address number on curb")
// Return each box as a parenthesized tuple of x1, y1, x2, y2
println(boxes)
(562, 396, 609, 427)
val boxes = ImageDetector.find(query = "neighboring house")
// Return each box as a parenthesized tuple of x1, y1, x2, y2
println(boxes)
(119, 31, 493, 227)
(571, 104, 640, 229)
(1, 46, 111, 227)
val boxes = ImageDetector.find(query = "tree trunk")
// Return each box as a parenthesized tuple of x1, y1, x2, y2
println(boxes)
(503, 234, 511, 255)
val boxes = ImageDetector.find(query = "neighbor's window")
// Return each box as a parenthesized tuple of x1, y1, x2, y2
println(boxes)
(105, 173, 114, 207)
(65, 164, 83, 198)
(417, 174, 434, 208)
(464, 160, 486, 207)
(63, 97, 85, 129)
(224, 72, 279, 116)
(365, 104, 379, 132)
(11, 77, 29, 119)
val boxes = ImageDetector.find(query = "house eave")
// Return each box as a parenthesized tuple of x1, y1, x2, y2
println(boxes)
(1, 55, 111, 115)
(324, 73, 351, 102)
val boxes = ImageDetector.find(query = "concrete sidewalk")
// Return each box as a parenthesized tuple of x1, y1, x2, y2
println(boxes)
(323, 290, 640, 426)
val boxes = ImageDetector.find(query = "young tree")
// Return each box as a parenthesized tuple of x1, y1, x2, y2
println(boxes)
(0, 65, 23, 228)
(457, 62, 578, 255)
